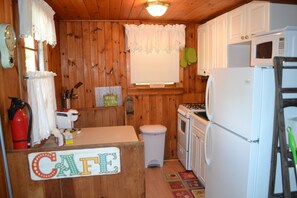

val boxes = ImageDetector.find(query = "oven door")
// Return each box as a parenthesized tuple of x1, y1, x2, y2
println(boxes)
(177, 113, 189, 151)
(177, 113, 190, 169)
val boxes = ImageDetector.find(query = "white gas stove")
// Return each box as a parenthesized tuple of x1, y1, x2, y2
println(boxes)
(177, 103, 206, 170)
(177, 103, 206, 118)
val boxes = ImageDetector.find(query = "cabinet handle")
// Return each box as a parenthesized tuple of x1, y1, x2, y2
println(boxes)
(245, 35, 249, 39)
(204, 123, 211, 166)
(206, 76, 213, 121)
(241, 36, 244, 40)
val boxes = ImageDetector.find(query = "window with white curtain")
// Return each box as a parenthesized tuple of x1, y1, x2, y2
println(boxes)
(18, 0, 56, 72)
(18, 0, 56, 46)
(124, 24, 185, 85)
(18, 0, 59, 146)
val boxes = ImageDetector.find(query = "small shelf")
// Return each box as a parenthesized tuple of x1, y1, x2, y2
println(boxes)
(128, 87, 184, 96)
(75, 105, 124, 111)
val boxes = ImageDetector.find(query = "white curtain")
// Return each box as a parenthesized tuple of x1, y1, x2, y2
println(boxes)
(18, 0, 56, 46)
(27, 71, 57, 146)
(124, 24, 186, 52)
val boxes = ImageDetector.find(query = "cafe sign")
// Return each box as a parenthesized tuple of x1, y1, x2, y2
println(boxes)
(28, 147, 121, 181)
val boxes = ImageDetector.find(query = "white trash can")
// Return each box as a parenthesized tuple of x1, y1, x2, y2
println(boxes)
(140, 125, 167, 168)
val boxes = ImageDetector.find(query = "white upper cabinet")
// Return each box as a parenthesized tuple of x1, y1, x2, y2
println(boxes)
(207, 19, 216, 72)
(228, 1, 297, 44)
(246, 2, 269, 38)
(198, 1, 297, 74)
(215, 14, 228, 69)
(228, 1, 268, 44)
(228, 6, 245, 44)
(198, 23, 209, 76)
(198, 13, 227, 76)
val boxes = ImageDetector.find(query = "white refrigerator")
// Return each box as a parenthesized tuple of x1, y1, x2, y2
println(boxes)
(205, 67, 297, 198)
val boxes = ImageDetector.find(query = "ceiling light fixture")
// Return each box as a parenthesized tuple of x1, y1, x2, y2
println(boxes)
(146, 1, 169, 17)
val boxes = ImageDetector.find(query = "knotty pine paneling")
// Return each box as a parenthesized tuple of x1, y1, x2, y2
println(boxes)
(75, 106, 125, 127)
(59, 22, 206, 159)
(59, 21, 125, 110)
(182, 24, 208, 103)
(126, 94, 183, 159)
(48, 21, 62, 109)
(45, 0, 255, 23)
(7, 141, 144, 197)
(0, 0, 20, 197)
(59, 21, 127, 129)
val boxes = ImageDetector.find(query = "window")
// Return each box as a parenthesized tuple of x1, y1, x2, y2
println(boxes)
(130, 50, 179, 85)
(124, 24, 185, 86)
(18, 0, 56, 72)
(24, 36, 46, 72)
(24, 36, 38, 72)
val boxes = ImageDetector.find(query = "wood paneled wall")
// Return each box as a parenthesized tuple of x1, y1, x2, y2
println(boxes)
(59, 21, 127, 127)
(0, 0, 20, 196)
(59, 21, 207, 160)
(47, 21, 63, 109)
(59, 21, 127, 109)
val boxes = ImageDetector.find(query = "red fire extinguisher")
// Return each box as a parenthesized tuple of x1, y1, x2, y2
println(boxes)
(8, 97, 32, 149)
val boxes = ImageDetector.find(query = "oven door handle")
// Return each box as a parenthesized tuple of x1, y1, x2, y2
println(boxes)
(178, 113, 188, 124)
(204, 122, 211, 166)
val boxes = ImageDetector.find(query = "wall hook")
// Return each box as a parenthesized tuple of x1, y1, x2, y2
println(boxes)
(105, 67, 113, 75)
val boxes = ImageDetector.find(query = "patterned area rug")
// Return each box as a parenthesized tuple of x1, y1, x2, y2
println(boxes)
(164, 171, 205, 198)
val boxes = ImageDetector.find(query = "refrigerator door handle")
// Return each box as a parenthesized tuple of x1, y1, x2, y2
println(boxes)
(206, 75, 213, 121)
(204, 122, 211, 166)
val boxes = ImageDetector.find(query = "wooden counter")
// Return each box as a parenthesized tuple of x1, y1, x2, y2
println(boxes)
(68, 126, 139, 146)
(6, 126, 145, 198)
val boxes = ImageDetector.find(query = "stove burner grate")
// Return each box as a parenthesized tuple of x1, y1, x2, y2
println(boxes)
(182, 103, 205, 110)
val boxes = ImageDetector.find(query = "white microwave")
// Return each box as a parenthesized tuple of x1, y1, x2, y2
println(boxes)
(251, 26, 297, 66)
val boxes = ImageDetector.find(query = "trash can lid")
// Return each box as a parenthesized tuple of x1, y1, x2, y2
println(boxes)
(140, 125, 167, 134)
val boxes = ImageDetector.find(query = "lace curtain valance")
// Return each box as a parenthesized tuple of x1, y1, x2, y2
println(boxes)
(124, 24, 186, 52)
(18, 0, 56, 46)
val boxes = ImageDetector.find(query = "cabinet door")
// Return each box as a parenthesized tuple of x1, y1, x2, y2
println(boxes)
(190, 130, 199, 176)
(191, 116, 208, 185)
(198, 132, 206, 185)
(228, 6, 245, 44)
(215, 13, 227, 69)
(208, 19, 216, 71)
(246, 1, 269, 39)
(197, 24, 209, 76)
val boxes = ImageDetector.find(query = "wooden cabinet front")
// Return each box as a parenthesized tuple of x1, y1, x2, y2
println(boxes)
(189, 115, 207, 185)
(6, 127, 145, 198)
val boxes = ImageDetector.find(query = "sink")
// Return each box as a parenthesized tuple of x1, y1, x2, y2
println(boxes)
(194, 111, 209, 121)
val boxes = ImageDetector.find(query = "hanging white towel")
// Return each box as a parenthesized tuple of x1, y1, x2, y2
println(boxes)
(27, 71, 58, 146)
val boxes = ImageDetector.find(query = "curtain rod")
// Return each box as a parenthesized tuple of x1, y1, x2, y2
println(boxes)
(23, 74, 57, 80)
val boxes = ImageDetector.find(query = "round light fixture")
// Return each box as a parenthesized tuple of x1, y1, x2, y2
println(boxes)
(146, 1, 169, 17)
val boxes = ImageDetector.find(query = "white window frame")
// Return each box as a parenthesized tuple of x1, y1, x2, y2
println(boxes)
(24, 36, 46, 72)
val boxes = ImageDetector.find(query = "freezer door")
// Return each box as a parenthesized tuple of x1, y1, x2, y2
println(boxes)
(206, 67, 271, 140)
(205, 123, 260, 198)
